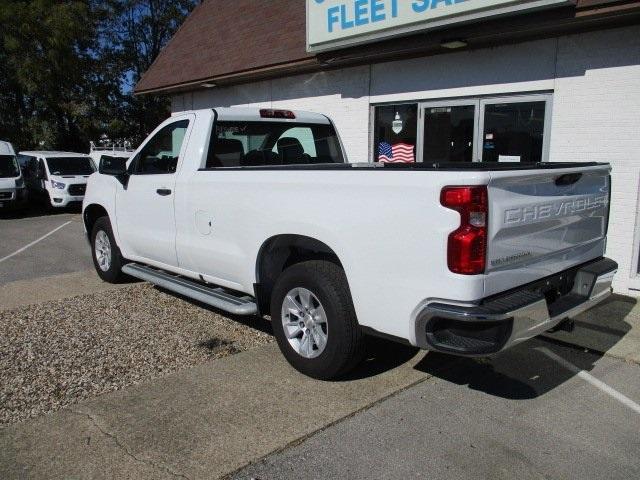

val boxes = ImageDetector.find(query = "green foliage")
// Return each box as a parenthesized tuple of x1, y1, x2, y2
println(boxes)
(0, 0, 198, 152)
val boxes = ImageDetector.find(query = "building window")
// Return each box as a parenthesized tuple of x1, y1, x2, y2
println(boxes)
(480, 100, 547, 163)
(371, 94, 552, 164)
(423, 103, 476, 163)
(373, 104, 418, 163)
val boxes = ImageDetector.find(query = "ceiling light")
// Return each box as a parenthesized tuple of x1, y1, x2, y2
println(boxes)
(440, 40, 468, 49)
(201, 82, 217, 88)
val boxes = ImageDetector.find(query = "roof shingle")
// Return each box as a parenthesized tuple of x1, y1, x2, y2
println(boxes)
(135, 0, 312, 94)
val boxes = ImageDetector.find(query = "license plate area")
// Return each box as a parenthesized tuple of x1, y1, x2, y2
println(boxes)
(531, 270, 579, 307)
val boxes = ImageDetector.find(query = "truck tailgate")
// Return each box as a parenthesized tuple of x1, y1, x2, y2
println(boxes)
(485, 164, 611, 297)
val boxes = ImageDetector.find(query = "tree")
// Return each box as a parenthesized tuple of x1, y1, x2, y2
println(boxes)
(0, 0, 198, 151)
(0, 0, 114, 151)
(102, 0, 198, 146)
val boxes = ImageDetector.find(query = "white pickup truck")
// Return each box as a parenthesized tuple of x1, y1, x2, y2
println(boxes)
(82, 108, 616, 379)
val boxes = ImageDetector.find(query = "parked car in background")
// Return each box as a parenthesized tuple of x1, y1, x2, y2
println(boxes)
(88, 141, 134, 168)
(20, 151, 95, 209)
(83, 107, 617, 379)
(0, 141, 28, 211)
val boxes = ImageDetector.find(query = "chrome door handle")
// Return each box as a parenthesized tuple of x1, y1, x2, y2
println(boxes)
(156, 188, 172, 196)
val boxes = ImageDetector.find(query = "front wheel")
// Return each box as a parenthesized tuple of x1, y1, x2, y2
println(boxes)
(91, 216, 127, 283)
(271, 260, 365, 379)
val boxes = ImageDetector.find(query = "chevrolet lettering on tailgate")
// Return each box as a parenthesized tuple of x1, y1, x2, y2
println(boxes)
(504, 193, 609, 226)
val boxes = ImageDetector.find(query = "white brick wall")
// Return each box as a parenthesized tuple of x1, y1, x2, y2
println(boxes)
(172, 25, 640, 295)
(550, 26, 640, 294)
(369, 38, 557, 103)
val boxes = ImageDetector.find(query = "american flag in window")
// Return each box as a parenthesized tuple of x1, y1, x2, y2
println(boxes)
(378, 142, 415, 163)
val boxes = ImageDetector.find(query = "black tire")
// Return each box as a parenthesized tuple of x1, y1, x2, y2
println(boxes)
(270, 260, 365, 380)
(91, 216, 127, 283)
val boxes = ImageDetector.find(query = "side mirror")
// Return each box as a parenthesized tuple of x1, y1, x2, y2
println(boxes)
(99, 156, 128, 176)
(99, 156, 130, 187)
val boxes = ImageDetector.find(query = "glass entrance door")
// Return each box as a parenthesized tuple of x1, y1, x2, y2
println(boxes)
(420, 101, 478, 164)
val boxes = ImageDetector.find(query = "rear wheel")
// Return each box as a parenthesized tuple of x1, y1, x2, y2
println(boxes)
(271, 260, 365, 379)
(91, 216, 127, 283)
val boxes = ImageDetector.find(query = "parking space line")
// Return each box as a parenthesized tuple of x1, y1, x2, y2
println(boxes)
(539, 347, 640, 415)
(0, 221, 73, 264)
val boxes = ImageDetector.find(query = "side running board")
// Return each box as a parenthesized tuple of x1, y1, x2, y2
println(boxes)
(122, 263, 258, 316)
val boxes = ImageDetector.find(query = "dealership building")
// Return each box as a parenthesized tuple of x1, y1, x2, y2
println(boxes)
(136, 0, 640, 295)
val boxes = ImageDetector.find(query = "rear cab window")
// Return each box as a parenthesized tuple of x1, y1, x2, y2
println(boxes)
(205, 121, 344, 168)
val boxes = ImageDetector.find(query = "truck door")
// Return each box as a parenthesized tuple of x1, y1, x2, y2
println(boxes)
(116, 116, 193, 267)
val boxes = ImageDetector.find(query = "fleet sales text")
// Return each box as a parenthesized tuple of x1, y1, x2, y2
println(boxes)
(326, 0, 470, 33)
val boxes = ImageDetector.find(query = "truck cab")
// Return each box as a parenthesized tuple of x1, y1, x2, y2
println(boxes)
(20, 151, 96, 208)
(0, 141, 28, 212)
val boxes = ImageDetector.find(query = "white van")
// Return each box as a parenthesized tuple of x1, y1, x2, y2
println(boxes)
(0, 141, 28, 211)
(20, 151, 95, 208)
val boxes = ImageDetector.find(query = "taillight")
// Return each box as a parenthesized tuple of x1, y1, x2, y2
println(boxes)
(440, 186, 488, 275)
(259, 109, 295, 119)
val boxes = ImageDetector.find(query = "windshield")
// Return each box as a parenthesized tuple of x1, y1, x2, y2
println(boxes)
(46, 157, 95, 176)
(0, 155, 20, 178)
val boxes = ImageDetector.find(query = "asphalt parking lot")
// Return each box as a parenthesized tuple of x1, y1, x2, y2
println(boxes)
(0, 207, 91, 285)
(1, 208, 639, 479)
(0, 208, 127, 310)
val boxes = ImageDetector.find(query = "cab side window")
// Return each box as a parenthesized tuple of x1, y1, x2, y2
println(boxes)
(28, 158, 38, 178)
(19, 156, 35, 178)
(132, 120, 189, 175)
(37, 159, 47, 179)
(16, 155, 29, 173)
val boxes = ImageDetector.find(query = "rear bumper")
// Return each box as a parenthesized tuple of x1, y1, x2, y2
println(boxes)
(415, 257, 617, 355)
